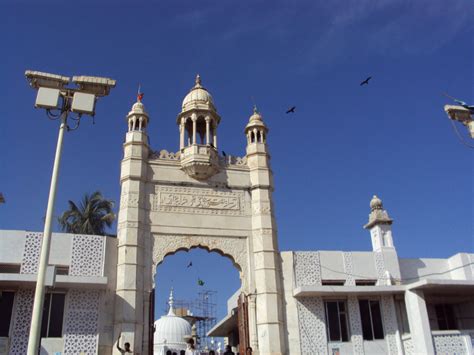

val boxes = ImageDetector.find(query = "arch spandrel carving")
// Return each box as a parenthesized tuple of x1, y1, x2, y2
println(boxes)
(152, 234, 249, 291)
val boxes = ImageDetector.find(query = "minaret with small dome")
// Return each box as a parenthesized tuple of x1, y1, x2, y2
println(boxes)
(364, 195, 395, 251)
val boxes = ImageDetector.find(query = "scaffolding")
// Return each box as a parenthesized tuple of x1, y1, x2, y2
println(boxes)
(166, 289, 217, 349)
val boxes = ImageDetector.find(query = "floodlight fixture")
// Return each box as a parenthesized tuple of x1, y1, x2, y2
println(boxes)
(444, 104, 474, 138)
(72, 75, 116, 97)
(35, 87, 61, 109)
(25, 70, 70, 89)
(71, 92, 96, 115)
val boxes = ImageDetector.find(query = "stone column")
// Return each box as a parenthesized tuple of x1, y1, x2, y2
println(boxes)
(179, 119, 185, 150)
(213, 125, 217, 148)
(248, 294, 259, 350)
(205, 116, 211, 145)
(405, 289, 434, 354)
(192, 113, 197, 144)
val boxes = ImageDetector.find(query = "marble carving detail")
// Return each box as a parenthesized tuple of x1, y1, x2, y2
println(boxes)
(8, 289, 34, 355)
(296, 297, 327, 354)
(70, 234, 104, 277)
(343, 252, 355, 286)
(348, 296, 365, 354)
(20, 232, 42, 274)
(152, 234, 248, 288)
(374, 251, 386, 283)
(152, 185, 247, 216)
(432, 333, 470, 355)
(381, 295, 401, 354)
(294, 251, 321, 286)
(64, 290, 101, 355)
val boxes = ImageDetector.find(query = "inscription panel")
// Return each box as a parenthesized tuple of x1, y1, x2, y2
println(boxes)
(152, 185, 248, 216)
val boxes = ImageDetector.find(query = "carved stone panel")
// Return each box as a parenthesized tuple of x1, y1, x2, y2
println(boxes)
(348, 296, 365, 354)
(152, 185, 248, 216)
(152, 234, 248, 290)
(70, 234, 105, 277)
(20, 232, 42, 274)
(381, 295, 402, 354)
(9, 289, 34, 355)
(296, 297, 327, 354)
(294, 252, 321, 287)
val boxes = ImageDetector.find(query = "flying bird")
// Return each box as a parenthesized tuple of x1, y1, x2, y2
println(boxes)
(286, 106, 296, 114)
(360, 76, 372, 86)
(198, 278, 205, 286)
(187, 261, 192, 268)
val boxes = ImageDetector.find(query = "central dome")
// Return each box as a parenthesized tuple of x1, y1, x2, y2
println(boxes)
(154, 289, 191, 350)
(181, 74, 216, 112)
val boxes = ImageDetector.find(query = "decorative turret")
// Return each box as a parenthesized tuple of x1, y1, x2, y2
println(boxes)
(245, 105, 268, 145)
(364, 195, 395, 251)
(177, 75, 220, 180)
(127, 93, 149, 132)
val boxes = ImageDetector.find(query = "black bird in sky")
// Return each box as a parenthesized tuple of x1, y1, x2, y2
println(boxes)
(187, 261, 192, 268)
(222, 151, 227, 157)
(286, 106, 296, 114)
(360, 76, 372, 86)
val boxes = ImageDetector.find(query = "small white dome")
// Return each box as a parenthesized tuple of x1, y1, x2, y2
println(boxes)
(182, 74, 215, 112)
(154, 289, 191, 349)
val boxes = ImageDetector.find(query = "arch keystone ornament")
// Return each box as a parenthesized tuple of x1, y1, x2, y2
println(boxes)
(114, 79, 286, 355)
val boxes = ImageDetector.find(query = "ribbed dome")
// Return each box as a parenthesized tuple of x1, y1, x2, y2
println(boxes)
(181, 74, 215, 112)
(154, 289, 191, 348)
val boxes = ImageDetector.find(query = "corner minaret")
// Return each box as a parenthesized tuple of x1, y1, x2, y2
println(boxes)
(245, 107, 285, 353)
(115, 95, 150, 353)
(364, 195, 395, 251)
(177, 75, 221, 180)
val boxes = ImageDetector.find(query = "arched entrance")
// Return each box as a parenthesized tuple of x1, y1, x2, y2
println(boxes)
(151, 244, 245, 353)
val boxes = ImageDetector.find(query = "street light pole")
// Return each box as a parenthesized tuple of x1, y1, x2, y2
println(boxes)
(24, 70, 115, 354)
(27, 110, 67, 355)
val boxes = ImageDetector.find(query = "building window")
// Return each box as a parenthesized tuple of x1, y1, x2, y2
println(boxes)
(0, 291, 15, 337)
(359, 299, 384, 340)
(41, 293, 65, 338)
(0, 264, 21, 273)
(322, 280, 345, 286)
(355, 280, 377, 286)
(435, 304, 457, 330)
(324, 300, 349, 342)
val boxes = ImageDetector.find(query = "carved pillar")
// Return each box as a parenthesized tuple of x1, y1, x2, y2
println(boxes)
(248, 294, 258, 350)
(213, 124, 217, 148)
(205, 116, 211, 145)
(179, 119, 185, 150)
(192, 113, 197, 144)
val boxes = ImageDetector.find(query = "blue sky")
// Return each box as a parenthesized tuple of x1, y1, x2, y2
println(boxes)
(1, 1, 473, 324)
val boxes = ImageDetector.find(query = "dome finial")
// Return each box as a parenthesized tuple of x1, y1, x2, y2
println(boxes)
(195, 74, 202, 88)
(370, 195, 383, 211)
(253, 104, 258, 114)
(167, 288, 175, 315)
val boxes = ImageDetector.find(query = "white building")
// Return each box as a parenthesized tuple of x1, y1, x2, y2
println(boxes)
(0, 75, 473, 354)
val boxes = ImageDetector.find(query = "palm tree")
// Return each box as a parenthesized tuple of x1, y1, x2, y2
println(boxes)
(58, 191, 115, 235)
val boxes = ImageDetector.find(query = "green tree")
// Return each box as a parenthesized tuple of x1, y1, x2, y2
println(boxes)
(58, 191, 115, 235)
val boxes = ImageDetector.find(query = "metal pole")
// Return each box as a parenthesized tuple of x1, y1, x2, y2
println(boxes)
(27, 111, 67, 355)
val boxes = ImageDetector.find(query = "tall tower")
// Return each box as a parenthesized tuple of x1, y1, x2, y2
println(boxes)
(245, 107, 286, 353)
(115, 95, 150, 353)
